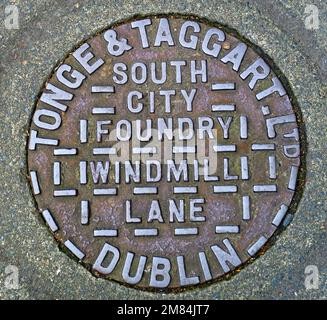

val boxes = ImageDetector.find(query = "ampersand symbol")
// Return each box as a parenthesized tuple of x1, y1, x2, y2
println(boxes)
(104, 30, 132, 57)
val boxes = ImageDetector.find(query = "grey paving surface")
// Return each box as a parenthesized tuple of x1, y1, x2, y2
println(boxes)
(0, 0, 326, 299)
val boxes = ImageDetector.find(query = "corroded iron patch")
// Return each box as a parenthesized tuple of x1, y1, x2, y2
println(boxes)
(27, 15, 303, 291)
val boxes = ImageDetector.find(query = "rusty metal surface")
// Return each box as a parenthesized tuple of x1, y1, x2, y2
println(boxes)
(27, 15, 303, 291)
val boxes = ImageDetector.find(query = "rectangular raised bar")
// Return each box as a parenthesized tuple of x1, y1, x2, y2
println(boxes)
(241, 156, 249, 180)
(288, 166, 299, 190)
(91, 86, 114, 93)
(211, 104, 235, 112)
(173, 186, 197, 194)
(133, 187, 158, 195)
(269, 156, 277, 179)
(134, 228, 158, 237)
(54, 189, 77, 197)
(42, 209, 58, 232)
(272, 204, 288, 227)
(54, 148, 77, 156)
(251, 144, 275, 151)
(30, 171, 41, 195)
(213, 145, 236, 152)
(253, 185, 277, 192)
(81, 200, 89, 225)
(80, 119, 88, 143)
(213, 185, 237, 193)
(53, 162, 61, 185)
(242, 196, 250, 220)
(92, 107, 115, 114)
(240, 116, 248, 139)
(215, 226, 240, 233)
(211, 83, 235, 90)
(132, 147, 157, 154)
(64, 240, 85, 260)
(79, 161, 87, 185)
(173, 146, 196, 153)
(93, 188, 117, 196)
(93, 148, 116, 155)
(174, 228, 198, 236)
(94, 229, 118, 237)
(247, 236, 268, 256)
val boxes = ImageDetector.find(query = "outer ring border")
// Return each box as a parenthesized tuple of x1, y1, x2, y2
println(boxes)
(25, 12, 307, 294)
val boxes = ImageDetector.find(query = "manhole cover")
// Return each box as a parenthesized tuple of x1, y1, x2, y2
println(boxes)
(27, 15, 304, 291)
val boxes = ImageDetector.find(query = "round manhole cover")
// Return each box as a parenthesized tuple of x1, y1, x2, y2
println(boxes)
(27, 15, 304, 291)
